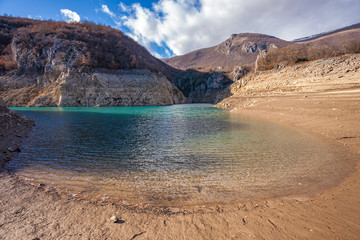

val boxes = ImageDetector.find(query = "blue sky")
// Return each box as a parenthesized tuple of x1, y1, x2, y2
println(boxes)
(1, 0, 360, 58)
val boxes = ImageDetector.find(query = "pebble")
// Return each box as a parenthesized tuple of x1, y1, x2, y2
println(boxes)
(110, 215, 119, 223)
(7, 146, 20, 152)
(242, 216, 248, 225)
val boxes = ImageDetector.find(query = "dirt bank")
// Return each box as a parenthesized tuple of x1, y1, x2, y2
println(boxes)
(0, 106, 34, 170)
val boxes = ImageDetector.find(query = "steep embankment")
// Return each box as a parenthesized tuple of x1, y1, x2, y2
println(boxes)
(0, 17, 188, 106)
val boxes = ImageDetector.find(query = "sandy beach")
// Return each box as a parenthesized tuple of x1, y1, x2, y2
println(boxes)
(1, 56, 360, 239)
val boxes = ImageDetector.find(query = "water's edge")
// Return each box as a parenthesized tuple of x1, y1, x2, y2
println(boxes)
(8, 105, 355, 209)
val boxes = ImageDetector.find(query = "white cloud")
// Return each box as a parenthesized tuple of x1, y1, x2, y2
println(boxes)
(117, 0, 360, 56)
(101, 4, 116, 18)
(60, 9, 81, 23)
(27, 15, 43, 20)
(119, 2, 129, 12)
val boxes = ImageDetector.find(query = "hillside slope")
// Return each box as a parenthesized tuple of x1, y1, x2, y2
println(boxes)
(164, 23, 360, 72)
(256, 28, 360, 71)
(0, 17, 188, 106)
(217, 54, 360, 109)
(0, 17, 234, 106)
(293, 22, 360, 42)
(163, 33, 290, 70)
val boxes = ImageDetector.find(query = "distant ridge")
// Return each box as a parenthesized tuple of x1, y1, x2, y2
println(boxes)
(293, 22, 360, 42)
(164, 23, 360, 71)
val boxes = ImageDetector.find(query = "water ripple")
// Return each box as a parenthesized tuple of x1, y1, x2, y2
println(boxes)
(8, 105, 353, 207)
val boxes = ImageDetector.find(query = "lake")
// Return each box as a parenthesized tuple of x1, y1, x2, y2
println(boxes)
(9, 104, 352, 208)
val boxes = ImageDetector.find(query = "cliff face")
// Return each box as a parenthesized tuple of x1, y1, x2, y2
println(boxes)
(174, 70, 232, 103)
(0, 69, 186, 107)
(0, 17, 186, 107)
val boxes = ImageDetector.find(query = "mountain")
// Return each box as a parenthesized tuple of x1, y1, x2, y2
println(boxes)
(0, 17, 233, 106)
(2, 17, 357, 107)
(0, 17, 190, 106)
(163, 33, 290, 70)
(163, 23, 360, 72)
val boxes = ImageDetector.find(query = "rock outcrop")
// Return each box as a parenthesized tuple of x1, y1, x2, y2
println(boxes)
(175, 70, 232, 103)
(0, 17, 186, 107)
(0, 69, 186, 107)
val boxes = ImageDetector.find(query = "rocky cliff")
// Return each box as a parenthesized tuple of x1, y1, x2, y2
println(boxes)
(0, 69, 186, 107)
(0, 17, 187, 107)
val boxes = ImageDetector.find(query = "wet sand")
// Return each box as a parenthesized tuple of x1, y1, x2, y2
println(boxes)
(1, 76, 360, 238)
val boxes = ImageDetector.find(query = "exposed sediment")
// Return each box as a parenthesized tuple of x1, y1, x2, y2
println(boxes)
(0, 106, 34, 170)
(0, 69, 187, 107)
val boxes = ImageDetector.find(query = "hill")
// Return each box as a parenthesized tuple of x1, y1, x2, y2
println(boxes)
(256, 27, 360, 71)
(164, 23, 360, 72)
(0, 17, 233, 106)
(163, 33, 290, 71)
(0, 17, 172, 73)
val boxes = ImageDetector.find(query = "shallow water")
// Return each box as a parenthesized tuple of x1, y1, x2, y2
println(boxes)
(9, 105, 352, 207)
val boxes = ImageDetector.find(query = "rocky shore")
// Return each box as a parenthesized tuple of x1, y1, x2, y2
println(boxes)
(0, 106, 33, 170)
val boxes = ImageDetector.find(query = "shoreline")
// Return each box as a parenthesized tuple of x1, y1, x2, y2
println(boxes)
(0, 106, 34, 170)
(222, 90, 360, 195)
(1, 88, 360, 238)
(5, 104, 354, 210)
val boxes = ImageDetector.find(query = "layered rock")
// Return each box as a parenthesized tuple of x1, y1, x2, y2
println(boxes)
(0, 19, 186, 107)
(216, 54, 360, 109)
(175, 70, 232, 103)
(0, 69, 186, 107)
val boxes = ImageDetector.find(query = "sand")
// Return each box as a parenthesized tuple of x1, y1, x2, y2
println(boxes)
(1, 57, 360, 239)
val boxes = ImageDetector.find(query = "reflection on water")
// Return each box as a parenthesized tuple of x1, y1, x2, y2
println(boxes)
(9, 105, 352, 207)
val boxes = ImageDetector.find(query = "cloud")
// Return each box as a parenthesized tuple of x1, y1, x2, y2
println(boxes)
(116, 0, 360, 56)
(118, 2, 129, 12)
(101, 5, 116, 18)
(60, 9, 81, 23)
(27, 15, 43, 20)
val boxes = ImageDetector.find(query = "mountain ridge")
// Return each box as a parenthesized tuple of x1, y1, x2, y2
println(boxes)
(163, 22, 360, 71)
(163, 33, 290, 70)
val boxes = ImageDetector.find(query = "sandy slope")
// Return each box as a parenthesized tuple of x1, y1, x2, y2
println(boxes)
(1, 55, 360, 239)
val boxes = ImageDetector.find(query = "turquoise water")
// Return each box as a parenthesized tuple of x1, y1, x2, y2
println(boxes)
(9, 105, 351, 208)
